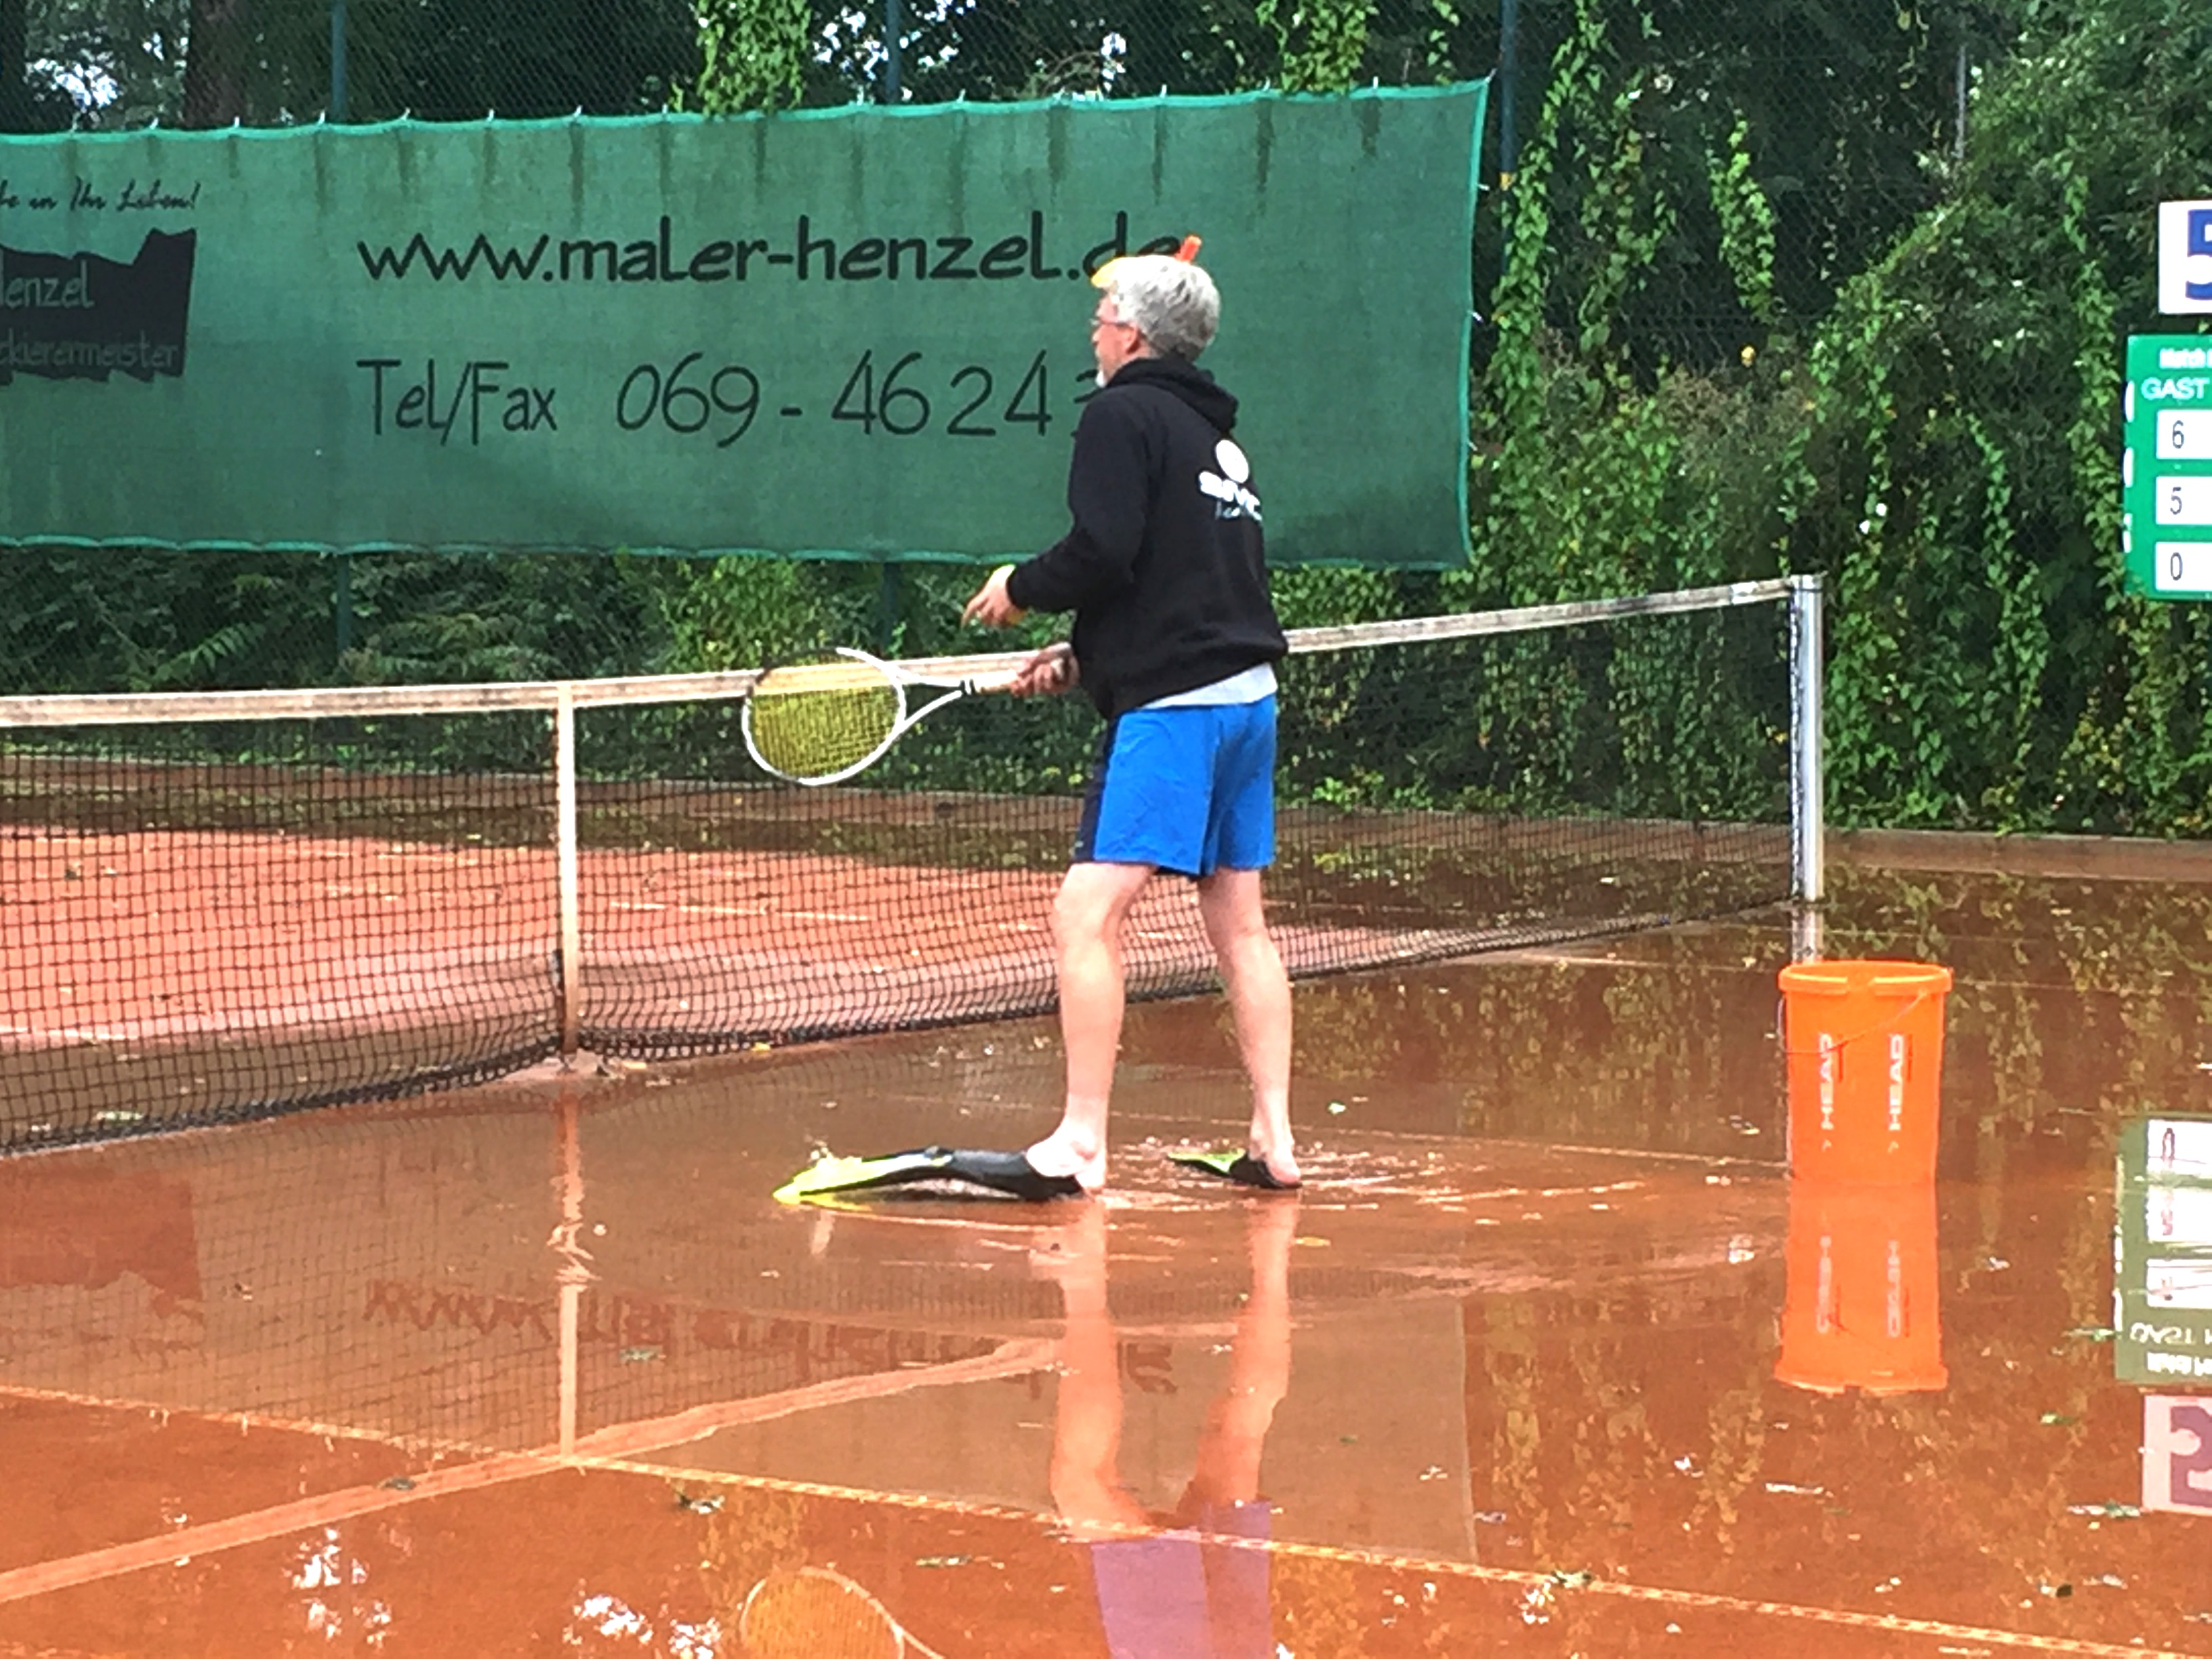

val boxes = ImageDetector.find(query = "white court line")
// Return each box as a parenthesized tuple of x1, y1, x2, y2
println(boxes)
(0, 1339, 1054, 1607)
(573, 1454, 2206, 1659)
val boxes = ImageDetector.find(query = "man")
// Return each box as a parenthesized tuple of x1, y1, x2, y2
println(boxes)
(961, 246, 1299, 1194)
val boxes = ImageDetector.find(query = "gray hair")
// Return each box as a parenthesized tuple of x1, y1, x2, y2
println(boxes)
(1102, 255, 1220, 360)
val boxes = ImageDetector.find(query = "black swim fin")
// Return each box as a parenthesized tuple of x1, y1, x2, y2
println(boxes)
(1166, 1147, 1303, 1191)
(775, 1146, 1087, 1204)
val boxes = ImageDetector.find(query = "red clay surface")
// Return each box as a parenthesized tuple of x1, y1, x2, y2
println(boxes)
(3, 861, 2211, 1655)
(0, 828, 1538, 1053)
(1, 806, 1755, 1133)
(0, 827, 1062, 1042)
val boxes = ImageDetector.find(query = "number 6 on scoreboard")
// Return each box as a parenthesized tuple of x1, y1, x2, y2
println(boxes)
(2162, 411, 2212, 460)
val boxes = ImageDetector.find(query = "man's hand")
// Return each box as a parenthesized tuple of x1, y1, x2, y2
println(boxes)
(1010, 642, 1078, 697)
(962, 565, 1027, 628)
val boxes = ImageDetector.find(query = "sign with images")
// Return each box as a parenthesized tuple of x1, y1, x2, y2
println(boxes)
(0, 87, 1486, 567)
(2114, 1115, 2212, 1384)
(2122, 335, 2212, 599)
(2160, 201, 2212, 316)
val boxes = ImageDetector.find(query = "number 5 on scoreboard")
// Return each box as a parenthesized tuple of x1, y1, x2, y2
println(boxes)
(2157, 475, 2212, 525)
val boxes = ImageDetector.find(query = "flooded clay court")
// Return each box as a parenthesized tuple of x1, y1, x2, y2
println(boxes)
(5, 851, 2212, 1656)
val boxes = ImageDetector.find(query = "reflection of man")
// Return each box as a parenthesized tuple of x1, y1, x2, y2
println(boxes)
(963, 247, 1298, 1197)
(1034, 1202, 1294, 1658)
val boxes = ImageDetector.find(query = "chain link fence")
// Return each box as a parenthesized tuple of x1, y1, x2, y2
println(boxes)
(17, 3, 2205, 842)
(7, 0, 1998, 358)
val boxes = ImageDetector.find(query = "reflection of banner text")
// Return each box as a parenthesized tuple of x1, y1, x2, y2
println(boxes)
(363, 1276, 1005, 1376)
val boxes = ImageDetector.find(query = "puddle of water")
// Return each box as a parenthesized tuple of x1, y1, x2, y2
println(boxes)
(3, 865, 2212, 1654)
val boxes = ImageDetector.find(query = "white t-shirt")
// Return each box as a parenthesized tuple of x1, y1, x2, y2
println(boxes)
(1136, 662, 1278, 710)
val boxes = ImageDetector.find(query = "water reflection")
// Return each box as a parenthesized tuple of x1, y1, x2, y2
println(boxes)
(2141, 1395, 2212, 1516)
(2123, 1114, 2212, 1515)
(2114, 1116, 2212, 1385)
(1771, 956, 1949, 1395)
(1776, 1181, 1946, 1395)
(1265, 863, 2212, 1177)
(19, 859, 2212, 1650)
(1038, 1201, 1294, 1659)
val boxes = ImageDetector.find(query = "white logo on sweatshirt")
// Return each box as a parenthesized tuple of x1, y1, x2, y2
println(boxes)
(1198, 438, 1262, 522)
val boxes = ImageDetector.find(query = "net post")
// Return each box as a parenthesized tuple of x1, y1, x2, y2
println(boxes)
(554, 687, 582, 1057)
(1788, 573, 1826, 958)
(329, 0, 349, 122)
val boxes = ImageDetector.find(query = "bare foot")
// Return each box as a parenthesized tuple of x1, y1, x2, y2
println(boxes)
(1246, 1136, 1299, 1189)
(1026, 1129, 1107, 1194)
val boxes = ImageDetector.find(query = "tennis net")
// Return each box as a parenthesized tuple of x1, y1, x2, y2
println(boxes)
(0, 579, 1820, 1150)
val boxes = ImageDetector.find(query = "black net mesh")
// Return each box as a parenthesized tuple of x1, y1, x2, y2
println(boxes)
(0, 596, 1793, 1149)
(0, 712, 560, 1146)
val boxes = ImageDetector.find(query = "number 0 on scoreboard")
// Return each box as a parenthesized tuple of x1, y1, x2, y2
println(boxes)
(2125, 335, 2212, 600)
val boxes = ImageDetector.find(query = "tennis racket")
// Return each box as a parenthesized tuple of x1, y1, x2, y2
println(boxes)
(739, 1565, 949, 1659)
(741, 647, 1023, 787)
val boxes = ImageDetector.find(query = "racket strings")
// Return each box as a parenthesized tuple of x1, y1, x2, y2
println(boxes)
(745, 655, 903, 782)
(739, 1568, 905, 1659)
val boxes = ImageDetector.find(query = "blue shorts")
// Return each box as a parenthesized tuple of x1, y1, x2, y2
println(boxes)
(1074, 697, 1276, 878)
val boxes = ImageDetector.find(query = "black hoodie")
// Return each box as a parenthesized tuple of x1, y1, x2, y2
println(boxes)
(1004, 356, 1287, 719)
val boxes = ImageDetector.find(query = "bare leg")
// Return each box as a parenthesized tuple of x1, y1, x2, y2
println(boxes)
(1183, 1197, 1296, 1510)
(1027, 860, 1157, 1192)
(1196, 867, 1297, 1186)
(1036, 1206, 1148, 1538)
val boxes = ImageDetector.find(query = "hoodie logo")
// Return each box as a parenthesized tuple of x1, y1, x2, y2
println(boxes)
(1198, 437, 1262, 523)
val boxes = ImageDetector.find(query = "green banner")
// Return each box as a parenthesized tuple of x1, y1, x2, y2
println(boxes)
(0, 86, 1483, 567)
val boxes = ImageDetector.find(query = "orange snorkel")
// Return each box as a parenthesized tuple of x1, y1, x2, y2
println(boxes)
(1090, 234, 1203, 289)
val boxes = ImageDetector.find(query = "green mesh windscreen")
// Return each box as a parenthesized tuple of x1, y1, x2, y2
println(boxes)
(0, 87, 1482, 567)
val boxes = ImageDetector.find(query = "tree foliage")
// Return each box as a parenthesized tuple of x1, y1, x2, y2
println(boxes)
(1477, 0, 2212, 834)
(10, 0, 180, 127)
(1797, 0, 2212, 832)
(16, 0, 697, 127)
(689, 0, 813, 115)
